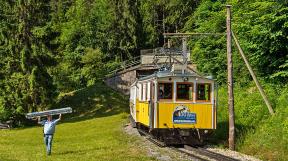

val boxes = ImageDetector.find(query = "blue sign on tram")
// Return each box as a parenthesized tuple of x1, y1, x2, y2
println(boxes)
(173, 105, 196, 124)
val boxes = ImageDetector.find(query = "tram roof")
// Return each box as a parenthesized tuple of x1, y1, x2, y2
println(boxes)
(137, 71, 214, 81)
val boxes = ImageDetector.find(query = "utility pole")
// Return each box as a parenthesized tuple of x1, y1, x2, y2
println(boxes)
(182, 37, 188, 74)
(226, 5, 235, 150)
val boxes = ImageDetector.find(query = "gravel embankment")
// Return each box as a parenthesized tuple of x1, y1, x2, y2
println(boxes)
(124, 124, 194, 161)
(206, 146, 261, 161)
(124, 124, 262, 161)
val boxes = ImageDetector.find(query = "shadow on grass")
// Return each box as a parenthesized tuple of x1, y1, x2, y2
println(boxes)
(53, 146, 111, 156)
(55, 82, 129, 123)
(53, 149, 90, 155)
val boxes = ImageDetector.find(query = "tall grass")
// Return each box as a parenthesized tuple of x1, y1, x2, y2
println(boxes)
(215, 82, 287, 160)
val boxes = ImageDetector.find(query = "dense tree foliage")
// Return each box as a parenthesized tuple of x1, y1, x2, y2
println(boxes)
(184, 0, 288, 83)
(0, 0, 57, 121)
(0, 0, 287, 123)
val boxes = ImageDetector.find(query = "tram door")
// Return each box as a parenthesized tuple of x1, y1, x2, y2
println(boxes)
(149, 82, 155, 128)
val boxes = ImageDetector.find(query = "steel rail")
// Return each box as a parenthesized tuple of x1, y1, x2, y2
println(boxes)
(137, 128, 240, 161)
(184, 145, 240, 161)
(138, 129, 207, 160)
(171, 147, 209, 161)
(137, 128, 234, 161)
(26, 107, 72, 119)
(137, 129, 166, 147)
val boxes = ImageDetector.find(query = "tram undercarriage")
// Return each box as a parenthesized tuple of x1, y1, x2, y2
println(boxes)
(136, 122, 213, 146)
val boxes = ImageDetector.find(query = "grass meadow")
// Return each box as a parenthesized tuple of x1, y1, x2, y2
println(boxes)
(0, 83, 155, 161)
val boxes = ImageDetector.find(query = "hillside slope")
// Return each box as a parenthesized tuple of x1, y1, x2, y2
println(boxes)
(0, 84, 154, 161)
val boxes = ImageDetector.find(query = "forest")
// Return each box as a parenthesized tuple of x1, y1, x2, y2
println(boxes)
(0, 0, 287, 121)
(0, 0, 287, 159)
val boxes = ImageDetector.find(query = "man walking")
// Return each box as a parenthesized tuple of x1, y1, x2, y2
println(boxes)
(38, 114, 62, 155)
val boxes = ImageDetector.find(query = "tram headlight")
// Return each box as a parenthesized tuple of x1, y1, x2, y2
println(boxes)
(183, 77, 188, 81)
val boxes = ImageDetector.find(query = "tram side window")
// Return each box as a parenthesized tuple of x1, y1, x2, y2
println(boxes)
(197, 84, 211, 101)
(138, 84, 142, 100)
(142, 83, 145, 101)
(177, 83, 193, 100)
(130, 87, 134, 100)
(158, 83, 173, 100)
(142, 83, 146, 101)
(146, 82, 150, 101)
(137, 84, 142, 100)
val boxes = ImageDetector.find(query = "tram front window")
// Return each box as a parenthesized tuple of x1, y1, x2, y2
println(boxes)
(158, 83, 172, 100)
(177, 83, 193, 100)
(197, 84, 211, 101)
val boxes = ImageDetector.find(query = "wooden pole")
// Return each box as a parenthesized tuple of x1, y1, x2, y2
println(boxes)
(232, 32, 275, 115)
(226, 5, 235, 151)
(182, 37, 188, 74)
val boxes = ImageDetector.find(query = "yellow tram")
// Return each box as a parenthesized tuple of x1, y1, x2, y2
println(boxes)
(129, 70, 217, 145)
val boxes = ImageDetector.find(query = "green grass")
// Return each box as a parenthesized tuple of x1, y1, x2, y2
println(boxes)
(0, 83, 154, 161)
(214, 83, 288, 161)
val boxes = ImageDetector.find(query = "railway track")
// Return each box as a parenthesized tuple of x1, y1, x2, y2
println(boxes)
(183, 145, 240, 161)
(171, 147, 209, 161)
(138, 129, 240, 161)
(138, 129, 166, 147)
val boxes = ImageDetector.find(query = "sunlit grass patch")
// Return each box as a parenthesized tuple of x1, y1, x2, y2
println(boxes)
(0, 84, 154, 161)
(0, 115, 153, 161)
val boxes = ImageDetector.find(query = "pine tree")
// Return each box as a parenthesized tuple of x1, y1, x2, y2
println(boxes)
(0, 0, 57, 121)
